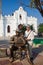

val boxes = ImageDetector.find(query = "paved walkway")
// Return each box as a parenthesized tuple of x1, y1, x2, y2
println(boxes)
(0, 40, 43, 65)
(0, 54, 43, 65)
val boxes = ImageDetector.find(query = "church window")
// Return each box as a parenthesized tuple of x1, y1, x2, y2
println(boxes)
(7, 25, 10, 33)
(19, 14, 22, 20)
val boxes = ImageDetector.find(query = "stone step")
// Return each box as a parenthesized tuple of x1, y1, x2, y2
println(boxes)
(0, 48, 7, 58)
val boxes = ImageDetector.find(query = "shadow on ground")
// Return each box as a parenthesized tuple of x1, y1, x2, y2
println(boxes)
(33, 45, 43, 60)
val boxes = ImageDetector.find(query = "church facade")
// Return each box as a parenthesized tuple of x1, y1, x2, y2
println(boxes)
(0, 7, 38, 37)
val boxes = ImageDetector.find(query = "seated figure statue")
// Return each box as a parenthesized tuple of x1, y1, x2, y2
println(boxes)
(9, 24, 26, 62)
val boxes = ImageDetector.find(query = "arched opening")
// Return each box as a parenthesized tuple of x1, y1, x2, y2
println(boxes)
(19, 14, 22, 20)
(7, 25, 10, 33)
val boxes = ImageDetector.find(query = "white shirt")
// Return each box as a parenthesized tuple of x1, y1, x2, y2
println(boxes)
(25, 30, 34, 46)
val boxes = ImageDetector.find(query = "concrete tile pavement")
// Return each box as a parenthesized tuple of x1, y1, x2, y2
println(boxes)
(0, 54, 43, 65)
(0, 39, 43, 65)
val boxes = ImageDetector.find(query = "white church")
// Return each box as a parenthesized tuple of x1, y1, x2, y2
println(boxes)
(0, 7, 38, 37)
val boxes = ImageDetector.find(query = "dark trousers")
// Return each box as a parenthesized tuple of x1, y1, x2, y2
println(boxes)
(10, 44, 18, 59)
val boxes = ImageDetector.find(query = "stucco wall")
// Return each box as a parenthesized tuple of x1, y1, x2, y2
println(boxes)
(0, 15, 3, 37)
(0, 7, 38, 37)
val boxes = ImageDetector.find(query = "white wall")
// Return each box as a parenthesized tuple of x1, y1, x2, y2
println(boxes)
(0, 15, 3, 37)
(0, 7, 38, 37)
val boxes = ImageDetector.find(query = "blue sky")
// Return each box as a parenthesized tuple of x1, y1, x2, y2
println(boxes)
(2, 0, 43, 24)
